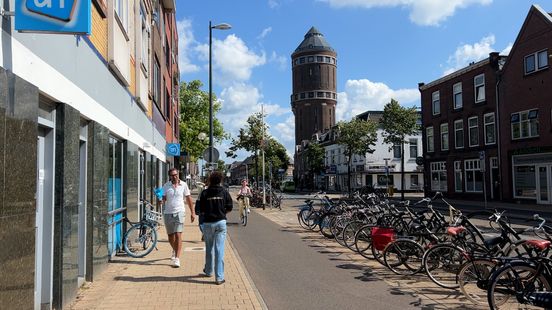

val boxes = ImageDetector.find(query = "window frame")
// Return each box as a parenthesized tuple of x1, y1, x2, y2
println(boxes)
(474, 74, 485, 103)
(464, 159, 483, 193)
(468, 116, 479, 147)
(454, 161, 462, 192)
(440, 123, 449, 151)
(430, 161, 447, 192)
(409, 139, 418, 159)
(139, 2, 149, 74)
(453, 82, 463, 109)
(432, 91, 440, 115)
(426, 127, 434, 153)
(484, 112, 496, 145)
(454, 119, 464, 149)
(511, 109, 539, 140)
(524, 49, 548, 74)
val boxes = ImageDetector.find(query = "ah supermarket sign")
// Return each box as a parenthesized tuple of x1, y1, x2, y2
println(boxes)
(15, 0, 91, 34)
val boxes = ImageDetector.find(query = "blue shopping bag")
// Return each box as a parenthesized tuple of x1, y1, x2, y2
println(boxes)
(154, 187, 164, 200)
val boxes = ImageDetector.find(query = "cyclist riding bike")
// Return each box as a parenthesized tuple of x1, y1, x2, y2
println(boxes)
(237, 179, 252, 221)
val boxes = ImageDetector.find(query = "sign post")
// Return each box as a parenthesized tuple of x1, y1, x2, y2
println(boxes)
(480, 151, 487, 209)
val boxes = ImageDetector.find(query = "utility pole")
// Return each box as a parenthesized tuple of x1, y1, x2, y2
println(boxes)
(384, 157, 391, 196)
(261, 104, 266, 209)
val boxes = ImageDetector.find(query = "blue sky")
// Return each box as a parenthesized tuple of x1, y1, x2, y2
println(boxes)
(176, 0, 543, 163)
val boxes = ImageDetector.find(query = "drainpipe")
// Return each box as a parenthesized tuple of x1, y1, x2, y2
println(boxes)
(495, 71, 502, 201)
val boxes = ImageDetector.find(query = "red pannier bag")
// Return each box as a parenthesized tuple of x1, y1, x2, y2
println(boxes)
(371, 227, 396, 251)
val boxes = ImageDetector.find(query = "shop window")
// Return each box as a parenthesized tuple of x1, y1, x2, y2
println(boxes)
(464, 159, 483, 192)
(430, 161, 447, 191)
(377, 175, 394, 186)
(513, 165, 536, 198)
(454, 161, 462, 192)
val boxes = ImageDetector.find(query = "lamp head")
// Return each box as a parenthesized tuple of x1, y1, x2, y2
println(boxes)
(212, 23, 232, 30)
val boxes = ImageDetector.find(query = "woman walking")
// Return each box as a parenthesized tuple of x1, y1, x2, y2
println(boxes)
(198, 171, 233, 284)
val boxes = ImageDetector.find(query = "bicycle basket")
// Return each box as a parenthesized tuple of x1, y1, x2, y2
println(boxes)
(145, 207, 163, 222)
(372, 227, 396, 251)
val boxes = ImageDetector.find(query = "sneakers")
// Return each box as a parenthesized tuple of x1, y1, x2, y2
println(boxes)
(201, 269, 212, 277)
(171, 250, 176, 260)
(247, 208, 251, 214)
(172, 258, 180, 268)
(215, 279, 225, 285)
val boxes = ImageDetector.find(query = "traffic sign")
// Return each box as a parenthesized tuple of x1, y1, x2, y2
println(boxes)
(166, 143, 180, 156)
(202, 146, 220, 162)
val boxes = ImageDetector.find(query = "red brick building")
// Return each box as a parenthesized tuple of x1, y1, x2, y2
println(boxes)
(498, 5, 552, 204)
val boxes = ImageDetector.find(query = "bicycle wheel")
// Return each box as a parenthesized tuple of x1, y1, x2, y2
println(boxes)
(343, 221, 364, 251)
(383, 239, 424, 275)
(354, 224, 374, 258)
(298, 208, 312, 229)
(242, 208, 248, 226)
(123, 222, 158, 258)
(458, 259, 496, 305)
(423, 243, 466, 289)
(332, 217, 348, 246)
(319, 214, 335, 239)
(487, 263, 551, 310)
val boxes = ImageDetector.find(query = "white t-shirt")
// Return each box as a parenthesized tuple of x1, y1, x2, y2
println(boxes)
(162, 180, 191, 214)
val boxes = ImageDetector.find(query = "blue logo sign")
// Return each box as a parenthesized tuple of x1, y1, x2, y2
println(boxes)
(166, 143, 181, 156)
(15, 0, 91, 34)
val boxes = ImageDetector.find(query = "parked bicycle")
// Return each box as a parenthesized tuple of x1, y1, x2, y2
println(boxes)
(122, 199, 162, 258)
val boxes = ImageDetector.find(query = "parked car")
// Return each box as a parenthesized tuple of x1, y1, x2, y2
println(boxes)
(280, 181, 295, 192)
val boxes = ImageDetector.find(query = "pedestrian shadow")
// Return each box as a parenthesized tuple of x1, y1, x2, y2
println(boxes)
(110, 257, 169, 266)
(227, 222, 241, 226)
(114, 275, 215, 284)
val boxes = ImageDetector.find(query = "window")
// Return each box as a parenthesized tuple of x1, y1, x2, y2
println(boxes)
(464, 159, 483, 192)
(153, 58, 160, 104)
(511, 109, 539, 139)
(440, 123, 449, 151)
(454, 161, 462, 192)
(513, 165, 536, 198)
(409, 139, 418, 159)
(377, 175, 394, 186)
(140, 3, 149, 71)
(454, 120, 464, 149)
(325, 56, 331, 63)
(426, 127, 434, 152)
(317, 92, 324, 97)
(165, 86, 170, 118)
(308, 56, 314, 62)
(430, 162, 447, 191)
(317, 56, 323, 62)
(432, 91, 440, 115)
(308, 92, 314, 98)
(468, 116, 479, 147)
(115, 0, 128, 31)
(525, 49, 548, 74)
(474, 74, 485, 103)
(410, 175, 419, 189)
(484, 113, 496, 145)
(453, 82, 462, 109)
(393, 145, 401, 159)
(300, 93, 306, 99)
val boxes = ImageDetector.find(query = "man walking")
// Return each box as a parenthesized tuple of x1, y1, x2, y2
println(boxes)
(162, 168, 195, 267)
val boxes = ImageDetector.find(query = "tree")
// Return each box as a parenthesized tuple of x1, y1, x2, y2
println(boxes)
(303, 139, 325, 189)
(179, 80, 228, 163)
(336, 118, 378, 196)
(380, 99, 420, 200)
(226, 112, 289, 186)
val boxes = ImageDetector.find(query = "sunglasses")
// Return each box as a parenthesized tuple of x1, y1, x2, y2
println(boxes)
(170, 174, 178, 177)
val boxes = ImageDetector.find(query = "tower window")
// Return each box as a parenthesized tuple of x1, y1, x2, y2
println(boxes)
(325, 57, 331, 63)
(300, 93, 306, 99)
(300, 57, 305, 64)
(317, 56, 323, 62)
(317, 92, 324, 97)
(326, 92, 331, 98)
(308, 92, 314, 98)
(308, 56, 314, 62)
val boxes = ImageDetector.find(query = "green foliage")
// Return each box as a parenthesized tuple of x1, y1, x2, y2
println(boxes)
(179, 80, 228, 161)
(336, 118, 378, 158)
(380, 99, 419, 146)
(304, 139, 325, 174)
(226, 112, 290, 181)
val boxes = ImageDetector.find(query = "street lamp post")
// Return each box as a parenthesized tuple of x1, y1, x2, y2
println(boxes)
(384, 157, 391, 196)
(208, 21, 231, 167)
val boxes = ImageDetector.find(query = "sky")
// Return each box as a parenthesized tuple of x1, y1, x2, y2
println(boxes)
(176, 0, 545, 163)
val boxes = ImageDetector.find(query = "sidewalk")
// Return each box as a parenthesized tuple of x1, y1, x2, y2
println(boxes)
(70, 222, 266, 310)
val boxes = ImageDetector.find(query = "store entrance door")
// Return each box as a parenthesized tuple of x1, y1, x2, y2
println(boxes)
(536, 165, 552, 205)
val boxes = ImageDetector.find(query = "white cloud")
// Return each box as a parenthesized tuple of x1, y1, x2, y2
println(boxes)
(273, 116, 296, 158)
(442, 34, 497, 75)
(269, 51, 288, 71)
(336, 79, 419, 121)
(501, 42, 513, 56)
(318, 0, 492, 26)
(268, 0, 280, 9)
(257, 27, 273, 39)
(197, 35, 266, 86)
(177, 19, 200, 74)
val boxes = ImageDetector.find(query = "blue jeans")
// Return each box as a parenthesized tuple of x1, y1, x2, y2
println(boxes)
(203, 220, 227, 281)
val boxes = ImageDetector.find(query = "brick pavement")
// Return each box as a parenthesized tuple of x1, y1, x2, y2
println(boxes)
(70, 221, 266, 310)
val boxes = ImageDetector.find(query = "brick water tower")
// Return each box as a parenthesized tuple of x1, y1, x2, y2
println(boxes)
(291, 27, 337, 147)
